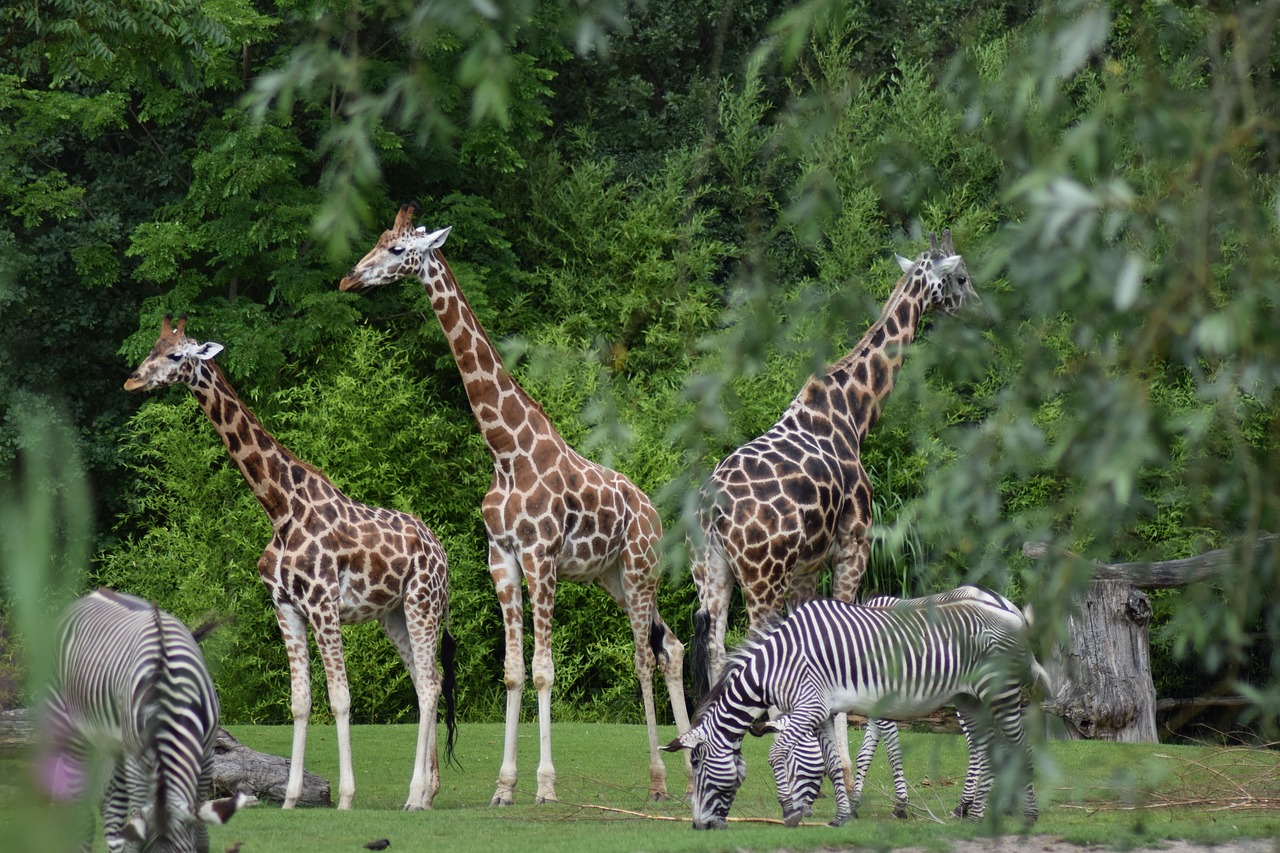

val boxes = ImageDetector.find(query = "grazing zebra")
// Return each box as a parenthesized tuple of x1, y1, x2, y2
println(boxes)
(663, 594, 1048, 829)
(38, 588, 246, 853)
(764, 587, 1032, 820)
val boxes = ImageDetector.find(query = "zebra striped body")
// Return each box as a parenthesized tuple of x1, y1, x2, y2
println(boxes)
(772, 587, 1025, 819)
(39, 589, 244, 852)
(664, 593, 1046, 829)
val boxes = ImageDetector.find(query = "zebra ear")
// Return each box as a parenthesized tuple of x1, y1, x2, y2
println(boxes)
(663, 728, 705, 752)
(196, 791, 251, 825)
(749, 719, 785, 737)
(123, 814, 147, 842)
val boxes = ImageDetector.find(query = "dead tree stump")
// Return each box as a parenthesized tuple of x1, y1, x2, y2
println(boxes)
(1024, 534, 1275, 743)
(1041, 579, 1157, 742)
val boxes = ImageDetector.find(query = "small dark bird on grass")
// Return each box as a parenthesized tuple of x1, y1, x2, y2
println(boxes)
(224, 843, 244, 853)
(363, 841, 390, 851)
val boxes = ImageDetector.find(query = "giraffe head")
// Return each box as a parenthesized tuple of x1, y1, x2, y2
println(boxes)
(123, 315, 225, 393)
(339, 202, 451, 291)
(894, 229, 976, 315)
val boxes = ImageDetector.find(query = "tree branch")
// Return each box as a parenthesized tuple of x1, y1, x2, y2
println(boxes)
(1022, 534, 1277, 589)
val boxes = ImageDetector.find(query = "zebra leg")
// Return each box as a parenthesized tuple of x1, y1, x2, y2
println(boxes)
(99, 763, 131, 853)
(995, 698, 1039, 824)
(815, 717, 856, 827)
(766, 735, 802, 822)
(959, 710, 995, 821)
(952, 710, 981, 818)
(878, 720, 910, 818)
(850, 720, 880, 817)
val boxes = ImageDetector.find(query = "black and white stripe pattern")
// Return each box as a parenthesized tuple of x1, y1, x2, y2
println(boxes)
(40, 588, 245, 852)
(664, 590, 1047, 829)
(769, 587, 1027, 819)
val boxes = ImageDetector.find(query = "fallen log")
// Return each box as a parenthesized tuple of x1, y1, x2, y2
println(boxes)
(1, 709, 331, 807)
(211, 727, 331, 807)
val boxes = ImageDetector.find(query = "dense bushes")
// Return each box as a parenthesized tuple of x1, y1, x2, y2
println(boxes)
(3, 1, 1278, 733)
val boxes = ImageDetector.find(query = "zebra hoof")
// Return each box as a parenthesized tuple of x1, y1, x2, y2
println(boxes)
(827, 815, 852, 828)
(783, 808, 805, 828)
(892, 806, 908, 819)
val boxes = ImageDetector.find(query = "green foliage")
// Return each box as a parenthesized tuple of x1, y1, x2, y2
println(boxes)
(4, 0, 1278, 739)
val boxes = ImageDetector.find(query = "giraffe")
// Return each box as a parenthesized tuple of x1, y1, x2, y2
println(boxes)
(124, 315, 457, 812)
(688, 230, 975, 782)
(338, 203, 692, 806)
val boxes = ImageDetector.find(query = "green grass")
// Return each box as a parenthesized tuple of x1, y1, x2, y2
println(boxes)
(3, 723, 1278, 852)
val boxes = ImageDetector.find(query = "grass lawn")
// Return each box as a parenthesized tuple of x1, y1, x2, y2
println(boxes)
(3, 722, 1277, 852)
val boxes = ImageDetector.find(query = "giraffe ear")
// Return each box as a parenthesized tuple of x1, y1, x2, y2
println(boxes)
(193, 342, 224, 361)
(422, 226, 451, 251)
(933, 254, 962, 278)
(895, 254, 914, 274)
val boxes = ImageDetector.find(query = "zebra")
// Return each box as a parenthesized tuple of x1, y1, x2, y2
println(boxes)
(38, 588, 246, 853)
(663, 593, 1049, 829)
(761, 587, 1034, 820)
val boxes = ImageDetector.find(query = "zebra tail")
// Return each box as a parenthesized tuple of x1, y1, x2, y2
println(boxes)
(190, 613, 235, 644)
(691, 608, 711, 699)
(441, 627, 460, 768)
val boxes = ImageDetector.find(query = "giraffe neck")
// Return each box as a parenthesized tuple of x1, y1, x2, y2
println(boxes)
(793, 274, 931, 443)
(420, 255, 561, 460)
(187, 360, 324, 523)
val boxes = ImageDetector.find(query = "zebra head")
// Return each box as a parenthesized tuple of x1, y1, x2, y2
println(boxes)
(663, 725, 746, 830)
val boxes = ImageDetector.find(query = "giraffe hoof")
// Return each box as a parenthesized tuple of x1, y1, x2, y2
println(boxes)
(489, 793, 514, 807)
(649, 790, 670, 802)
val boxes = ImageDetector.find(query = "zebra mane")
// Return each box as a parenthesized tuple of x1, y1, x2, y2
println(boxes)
(692, 609, 789, 723)
(145, 603, 171, 840)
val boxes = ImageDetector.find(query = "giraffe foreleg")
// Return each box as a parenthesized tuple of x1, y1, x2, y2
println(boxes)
(524, 555, 558, 804)
(272, 603, 313, 810)
(489, 544, 524, 807)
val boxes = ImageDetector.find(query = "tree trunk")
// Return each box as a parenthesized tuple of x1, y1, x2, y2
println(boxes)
(1040, 579, 1158, 742)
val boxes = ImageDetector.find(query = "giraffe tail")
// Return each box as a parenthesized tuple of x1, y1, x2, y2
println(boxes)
(648, 618, 669, 665)
(691, 608, 711, 700)
(441, 627, 460, 768)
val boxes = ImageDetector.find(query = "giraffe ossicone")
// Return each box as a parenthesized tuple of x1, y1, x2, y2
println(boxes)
(124, 314, 457, 813)
(341, 204, 693, 806)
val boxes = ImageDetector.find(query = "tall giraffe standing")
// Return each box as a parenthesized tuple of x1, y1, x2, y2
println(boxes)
(689, 230, 975, 688)
(124, 315, 457, 812)
(339, 203, 691, 805)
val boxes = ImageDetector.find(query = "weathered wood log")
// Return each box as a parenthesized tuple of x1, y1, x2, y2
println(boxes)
(211, 727, 331, 807)
(1023, 534, 1274, 743)
(1, 710, 331, 807)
